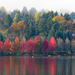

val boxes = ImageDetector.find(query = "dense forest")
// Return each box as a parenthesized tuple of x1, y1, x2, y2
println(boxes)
(0, 6, 75, 55)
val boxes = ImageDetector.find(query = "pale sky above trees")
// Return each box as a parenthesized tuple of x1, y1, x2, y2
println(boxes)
(0, 0, 75, 13)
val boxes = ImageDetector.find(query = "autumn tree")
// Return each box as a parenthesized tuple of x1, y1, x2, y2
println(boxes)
(52, 16, 67, 31)
(9, 22, 18, 33)
(13, 12, 21, 22)
(20, 40, 26, 54)
(35, 12, 39, 21)
(64, 21, 74, 33)
(9, 21, 26, 36)
(18, 21, 26, 31)
(11, 10, 20, 19)
(26, 39, 35, 54)
(48, 37, 56, 52)
(42, 39, 48, 54)
(10, 36, 20, 54)
(52, 16, 66, 22)
(4, 38, 11, 54)
(0, 41, 4, 53)
(34, 36, 42, 54)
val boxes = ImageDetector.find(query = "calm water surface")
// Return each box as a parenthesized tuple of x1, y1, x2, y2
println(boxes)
(0, 56, 75, 75)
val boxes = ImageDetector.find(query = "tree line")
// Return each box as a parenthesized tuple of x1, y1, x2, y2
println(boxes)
(0, 6, 75, 54)
(0, 36, 75, 56)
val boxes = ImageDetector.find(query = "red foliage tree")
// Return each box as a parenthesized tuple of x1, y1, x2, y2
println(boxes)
(26, 39, 35, 53)
(34, 36, 42, 53)
(42, 39, 48, 53)
(48, 37, 56, 52)
(0, 41, 4, 52)
(4, 38, 10, 53)
(34, 35, 42, 43)
(20, 40, 26, 53)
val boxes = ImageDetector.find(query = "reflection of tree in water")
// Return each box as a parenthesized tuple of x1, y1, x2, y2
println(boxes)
(42, 57, 48, 75)
(68, 57, 72, 75)
(4, 57, 10, 75)
(0, 56, 75, 75)
(56, 57, 73, 75)
(35, 57, 42, 75)
(49, 58, 56, 75)
(0, 57, 3, 75)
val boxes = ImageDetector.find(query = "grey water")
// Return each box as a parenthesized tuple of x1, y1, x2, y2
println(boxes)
(0, 56, 75, 75)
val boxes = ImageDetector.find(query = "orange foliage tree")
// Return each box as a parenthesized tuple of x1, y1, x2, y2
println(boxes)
(64, 21, 74, 32)
(10, 21, 26, 34)
(10, 36, 20, 54)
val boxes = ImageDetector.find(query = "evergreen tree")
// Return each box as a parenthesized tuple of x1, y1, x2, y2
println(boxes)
(4, 15, 12, 28)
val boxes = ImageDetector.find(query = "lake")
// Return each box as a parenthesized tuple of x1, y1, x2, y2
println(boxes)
(0, 56, 75, 75)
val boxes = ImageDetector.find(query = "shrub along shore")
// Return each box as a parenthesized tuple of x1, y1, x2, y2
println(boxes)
(0, 35, 75, 56)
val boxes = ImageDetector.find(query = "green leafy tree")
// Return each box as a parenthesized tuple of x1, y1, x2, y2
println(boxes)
(56, 38, 64, 51)
(38, 17, 48, 36)
(47, 28, 55, 41)
(70, 12, 75, 20)
(4, 15, 13, 28)
(29, 7, 37, 16)
(0, 33, 4, 41)
(0, 10, 6, 18)
(11, 10, 20, 19)
(21, 6, 28, 14)
(71, 40, 75, 52)
(65, 37, 71, 51)
(0, 19, 4, 29)
(64, 13, 71, 21)
(24, 14, 35, 40)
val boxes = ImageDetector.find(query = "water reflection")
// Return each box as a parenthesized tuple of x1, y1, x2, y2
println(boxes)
(0, 56, 75, 75)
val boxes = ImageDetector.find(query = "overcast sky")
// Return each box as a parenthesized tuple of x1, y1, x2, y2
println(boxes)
(0, 0, 75, 13)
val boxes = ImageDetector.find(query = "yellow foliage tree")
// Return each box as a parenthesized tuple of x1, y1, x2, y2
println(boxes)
(13, 13, 21, 22)
(52, 16, 66, 22)
(35, 12, 39, 21)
